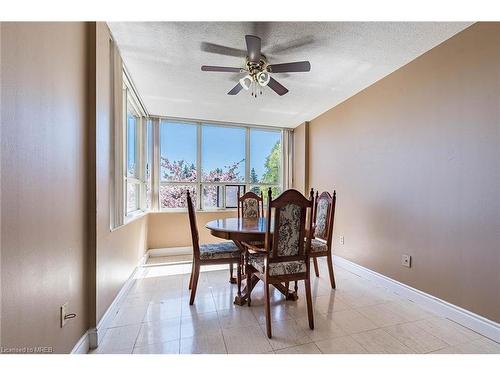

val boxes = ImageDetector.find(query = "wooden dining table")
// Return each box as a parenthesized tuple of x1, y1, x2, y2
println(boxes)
(206, 217, 299, 306)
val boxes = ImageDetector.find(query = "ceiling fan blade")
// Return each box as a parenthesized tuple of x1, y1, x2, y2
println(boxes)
(227, 82, 244, 95)
(201, 65, 244, 73)
(252, 22, 270, 42)
(267, 36, 315, 55)
(267, 77, 289, 96)
(267, 61, 311, 73)
(245, 35, 261, 63)
(200, 42, 247, 58)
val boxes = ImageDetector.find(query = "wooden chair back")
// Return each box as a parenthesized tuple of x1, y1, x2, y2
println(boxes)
(264, 188, 314, 264)
(313, 191, 336, 247)
(186, 189, 200, 260)
(238, 191, 264, 219)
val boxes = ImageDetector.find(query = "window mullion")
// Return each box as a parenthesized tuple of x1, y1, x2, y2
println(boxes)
(122, 88, 128, 218)
(245, 127, 250, 195)
(151, 118, 160, 211)
(138, 117, 146, 210)
(197, 123, 202, 210)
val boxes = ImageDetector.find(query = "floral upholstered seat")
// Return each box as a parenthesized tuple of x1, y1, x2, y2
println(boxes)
(199, 241, 241, 260)
(248, 253, 307, 276)
(309, 238, 328, 253)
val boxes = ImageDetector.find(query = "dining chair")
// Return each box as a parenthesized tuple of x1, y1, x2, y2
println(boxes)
(310, 190, 337, 289)
(186, 190, 242, 305)
(237, 190, 264, 219)
(243, 188, 315, 338)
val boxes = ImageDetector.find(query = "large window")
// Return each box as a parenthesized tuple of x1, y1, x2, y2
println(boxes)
(159, 122, 198, 209)
(249, 128, 283, 202)
(123, 74, 148, 218)
(202, 125, 246, 209)
(159, 119, 283, 210)
(125, 99, 141, 214)
(145, 119, 153, 209)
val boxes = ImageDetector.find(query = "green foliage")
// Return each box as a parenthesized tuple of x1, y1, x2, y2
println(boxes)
(250, 167, 258, 184)
(262, 141, 280, 184)
(262, 140, 281, 197)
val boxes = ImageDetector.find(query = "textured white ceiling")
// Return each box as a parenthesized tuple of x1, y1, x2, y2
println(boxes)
(108, 22, 472, 128)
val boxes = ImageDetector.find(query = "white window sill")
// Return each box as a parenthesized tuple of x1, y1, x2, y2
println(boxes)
(156, 208, 238, 214)
(111, 208, 237, 232)
(110, 210, 148, 232)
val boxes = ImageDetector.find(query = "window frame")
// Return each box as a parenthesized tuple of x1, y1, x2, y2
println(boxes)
(158, 118, 284, 212)
(123, 73, 148, 221)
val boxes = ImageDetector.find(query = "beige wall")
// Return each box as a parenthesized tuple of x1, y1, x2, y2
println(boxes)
(306, 23, 500, 322)
(148, 211, 237, 249)
(96, 216, 147, 321)
(94, 23, 148, 323)
(0, 22, 149, 352)
(292, 122, 309, 194)
(1, 22, 90, 352)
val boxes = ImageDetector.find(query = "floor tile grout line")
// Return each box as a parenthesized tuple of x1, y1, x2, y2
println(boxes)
(353, 303, 415, 328)
(349, 329, 415, 354)
(380, 319, 453, 354)
(94, 259, 493, 354)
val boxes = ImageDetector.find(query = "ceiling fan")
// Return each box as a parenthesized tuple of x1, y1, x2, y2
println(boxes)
(201, 35, 311, 97)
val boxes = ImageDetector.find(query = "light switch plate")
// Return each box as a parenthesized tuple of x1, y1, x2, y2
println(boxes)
(60, 302, 68, 328)
(402, 254, 411, 268)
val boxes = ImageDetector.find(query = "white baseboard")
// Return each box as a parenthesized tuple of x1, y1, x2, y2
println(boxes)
(333, 255, 500, 343)
(79, 252, 149, 353)
(148, 246, 192, 257)
(70, 329, 92, 354)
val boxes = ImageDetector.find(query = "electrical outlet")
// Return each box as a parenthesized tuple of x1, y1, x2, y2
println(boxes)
(401, 254, 411, 268)
(340, 235, 345, 245)
(60, 302, 68, 328)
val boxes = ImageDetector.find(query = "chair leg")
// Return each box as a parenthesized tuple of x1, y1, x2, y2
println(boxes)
(188, 261, 195, 290)
(264, 281, 272, 338)
(304, 278, 314, 330)
(229, 262, 236, 284)
(189, 262, 200, 305)
(326, 253, 336, 289)
(237, 260, 242, 301)
(294, 281, 298, 295)
(313, 257, 320, 277)
(246, 262, 252, 307)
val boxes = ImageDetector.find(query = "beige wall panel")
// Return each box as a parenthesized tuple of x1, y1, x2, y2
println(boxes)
(307, 23, 500, 322)
(292, 122, 308, 194)
(1, 22, 89, 352)
(94, 23, 148, 323)
(148, 211, 237, 249)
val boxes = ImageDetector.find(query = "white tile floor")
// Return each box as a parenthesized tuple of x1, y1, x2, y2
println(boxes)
(91, 258, 500, 354)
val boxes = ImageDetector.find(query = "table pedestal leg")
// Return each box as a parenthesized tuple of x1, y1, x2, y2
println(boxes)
(272, 282, 299, 301)
(234, 274, 260, 306)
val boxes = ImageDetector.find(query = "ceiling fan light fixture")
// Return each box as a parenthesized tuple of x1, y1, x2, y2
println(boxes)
(201, 34, 311, 97)
(239, 75, 253, 90)
(257, 71, 270, 86)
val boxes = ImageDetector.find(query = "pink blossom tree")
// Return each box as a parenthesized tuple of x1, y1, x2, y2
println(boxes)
(159, 157, 244, 208)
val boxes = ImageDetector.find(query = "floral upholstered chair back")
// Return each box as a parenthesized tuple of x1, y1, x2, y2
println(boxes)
(238, 191, 264, 219)
(313, 191, 335, 243)
(266, 189, 314, 263)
